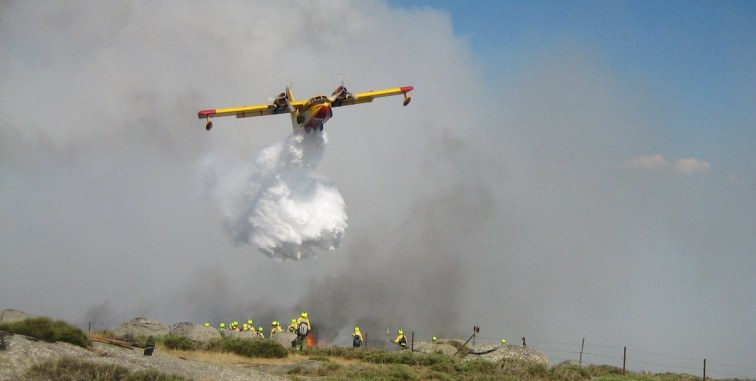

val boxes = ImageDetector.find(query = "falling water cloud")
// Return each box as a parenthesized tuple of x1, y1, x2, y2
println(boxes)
(204, 131, 347, 260)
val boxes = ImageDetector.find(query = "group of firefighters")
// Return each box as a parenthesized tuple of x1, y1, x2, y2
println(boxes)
(204, 312, 417, 350)
(205, 312, 312, 349)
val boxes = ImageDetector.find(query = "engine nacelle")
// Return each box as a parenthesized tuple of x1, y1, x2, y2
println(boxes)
(205, 118, 213, 131)
(403, 92, 411, 106)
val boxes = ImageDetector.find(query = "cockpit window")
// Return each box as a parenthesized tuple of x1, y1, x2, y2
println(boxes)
(307, 95, 328, 106)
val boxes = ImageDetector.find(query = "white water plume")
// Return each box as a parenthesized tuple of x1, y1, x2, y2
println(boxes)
(204, 131, 347, 260)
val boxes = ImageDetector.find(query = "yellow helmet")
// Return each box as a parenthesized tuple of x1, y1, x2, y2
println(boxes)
(501, 338, 507, 344)
(291, 318, 297, 323)
(301, 312, 306, 318)
(258, 326, 263, 332)
(355, 327, 360, 331)
(303, 312, 308, 318)
(398, 329, 404, 335)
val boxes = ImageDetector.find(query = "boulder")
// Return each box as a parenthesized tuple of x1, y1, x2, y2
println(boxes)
(223, 329, 259, 339)
(412, 341, 459, 357)
(169, 322, 221, 343)
(467, 343, 499, 355)
(0, 309, 33, 322)
(113, 317, 169, 340)
(270, 331, 297, 348)
(462, 345, 550, 366)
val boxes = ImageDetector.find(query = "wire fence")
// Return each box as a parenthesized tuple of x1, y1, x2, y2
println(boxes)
(386, 328, 755, 380)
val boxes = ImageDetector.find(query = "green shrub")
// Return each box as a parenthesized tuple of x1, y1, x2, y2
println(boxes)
(128, 335, 157, 348)
(220, 337, 288, 358)
(526, 362, 550, 377)
(24, 357, 128, 380)
(386, 364, 418, 380)
(159, 334, 195, 350)
(364, 350, 417, 365)
(0, 316, 91, 348)
(587, 364, 625, 376)
(124, 369, 192, 381)
(551, 364, 591, 380)
(24, 357, 191, 381)
(455, 359, 501, 374)
(204, 337, 224, 351)
(424, 370, 455, 381)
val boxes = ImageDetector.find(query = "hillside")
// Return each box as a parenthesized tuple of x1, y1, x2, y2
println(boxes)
(1, 311, 751, 380)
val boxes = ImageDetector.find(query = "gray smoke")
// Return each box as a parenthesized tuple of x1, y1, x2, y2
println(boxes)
(295, 133, 495, 344)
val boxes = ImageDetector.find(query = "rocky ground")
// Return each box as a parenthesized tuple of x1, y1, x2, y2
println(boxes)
(0, 332, 285, 381)
(0, 310, 551, 380)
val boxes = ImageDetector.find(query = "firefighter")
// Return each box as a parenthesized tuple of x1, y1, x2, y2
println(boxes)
(394, 329, 408, 349)
(352, 327, 363, 347)
(295, 312, 311, 350)
(270, 320, 283, 336)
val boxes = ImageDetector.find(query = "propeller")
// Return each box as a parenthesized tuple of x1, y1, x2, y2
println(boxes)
(269, 85, 295, 113)
(328, 74, 357, 103)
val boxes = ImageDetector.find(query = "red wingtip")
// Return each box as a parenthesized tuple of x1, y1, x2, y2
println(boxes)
(400, 86, 414, 92)
(198, 109, 216, 119)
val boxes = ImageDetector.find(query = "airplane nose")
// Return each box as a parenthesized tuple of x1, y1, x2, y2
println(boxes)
(314, 104, 333, 121)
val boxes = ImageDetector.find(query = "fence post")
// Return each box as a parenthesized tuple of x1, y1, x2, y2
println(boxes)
(623, 346, 626, 375)
(411, 331, 414, 352)
(703, 358, 706, 381)
(579, 338, 585, 366)
(522, 337, 527, 346)
(365, 332, 368, 348)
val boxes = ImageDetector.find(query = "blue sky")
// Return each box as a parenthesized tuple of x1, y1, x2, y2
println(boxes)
(393, 0, 756, 173)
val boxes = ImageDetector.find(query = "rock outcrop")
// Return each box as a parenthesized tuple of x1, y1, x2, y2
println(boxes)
(112, 317, 169, 340)
(223, 329, 259, 339)
(270, 331, 297, 348)
(169, 322, 221, 343)
(412, 340, 459, 357)
(0, 309, 32, 322)
(0, 332, 282, 381)
(462, 344, 550, 366)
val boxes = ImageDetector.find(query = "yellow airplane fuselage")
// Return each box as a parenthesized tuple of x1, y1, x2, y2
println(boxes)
(294, 96, 333, 132)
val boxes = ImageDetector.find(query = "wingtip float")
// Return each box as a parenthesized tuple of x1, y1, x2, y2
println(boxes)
(198, 83, 414, 133)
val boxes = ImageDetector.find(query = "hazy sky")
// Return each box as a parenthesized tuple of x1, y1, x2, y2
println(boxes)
(2, 1, 754, 377)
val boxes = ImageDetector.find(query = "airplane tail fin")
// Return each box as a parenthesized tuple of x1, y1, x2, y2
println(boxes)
(287, 84, 300, 132)
(286, 84, 295, 103)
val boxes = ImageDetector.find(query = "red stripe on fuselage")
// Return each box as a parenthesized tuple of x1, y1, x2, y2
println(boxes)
(304, 104, 333, 128)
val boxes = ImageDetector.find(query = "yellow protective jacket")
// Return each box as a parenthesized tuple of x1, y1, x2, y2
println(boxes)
(394, 334, 407, 347)
(353, 331, 364, 341)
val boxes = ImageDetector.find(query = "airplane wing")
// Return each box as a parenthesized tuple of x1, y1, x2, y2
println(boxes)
(332, 86, 414, 107)
(198, 99, 307, 130)
(197, 101, 305, 120)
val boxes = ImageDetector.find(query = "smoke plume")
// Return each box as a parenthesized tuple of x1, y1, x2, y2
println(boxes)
(205, 131, 347, 260)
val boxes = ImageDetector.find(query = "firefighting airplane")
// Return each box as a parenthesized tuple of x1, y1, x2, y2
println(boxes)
(197, 83, 414, 132)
